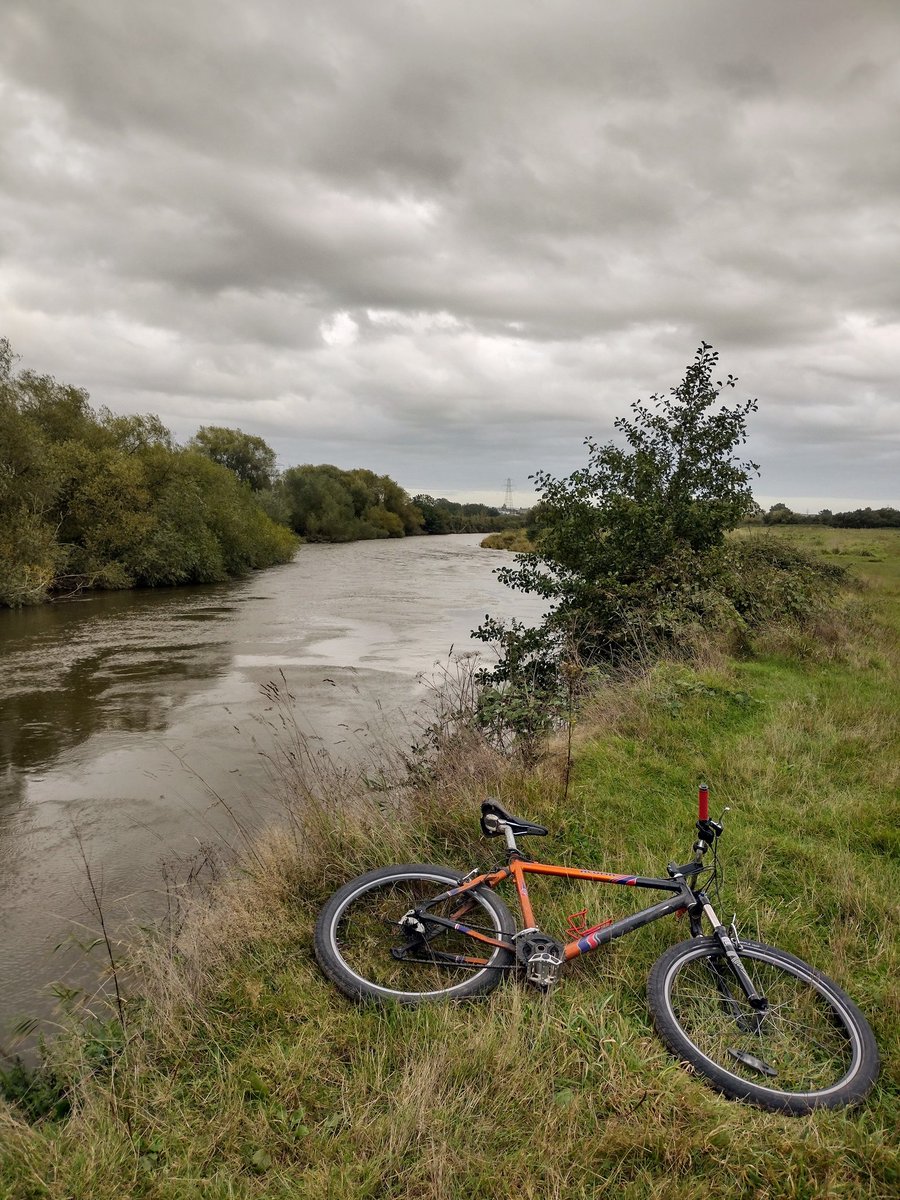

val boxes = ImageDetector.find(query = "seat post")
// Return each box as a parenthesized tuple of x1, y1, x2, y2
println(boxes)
(501, 823, 519, 854)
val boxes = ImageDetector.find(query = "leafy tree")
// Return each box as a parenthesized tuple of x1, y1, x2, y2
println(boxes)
(14, 370, 101, 448)
(283, 465, 360, 541)
(413, 494, 451, 534)
(764, 502, 794, 524)
(255, 479, 293, 527)
(357, 470, 423, 534)
(100, 411, 174, 454)
(0, 341, 62, 604)
(283, 464, 422, 541)
(188, 425, 278, 491)
(483, 343, 759, 664)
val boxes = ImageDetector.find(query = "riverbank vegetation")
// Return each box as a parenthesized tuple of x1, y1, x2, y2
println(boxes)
(0, 339, 523, 607)
(414, 495, 527, 535)
(257, 476, 526, 544)
(0, 340, 296, 607)
(480, 527, 533, 552)
(1, 345, 897, 1197)
(268, 465, 425, 542)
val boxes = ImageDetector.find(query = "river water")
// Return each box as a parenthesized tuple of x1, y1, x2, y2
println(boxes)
(0, 534, 544, 1048)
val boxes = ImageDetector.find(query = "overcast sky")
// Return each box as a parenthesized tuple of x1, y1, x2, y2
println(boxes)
(2, 0, 898, 510)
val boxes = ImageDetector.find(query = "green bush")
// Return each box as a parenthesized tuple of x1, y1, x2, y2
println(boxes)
(722, 536, 847, 628)
(477, 344, 760, 670)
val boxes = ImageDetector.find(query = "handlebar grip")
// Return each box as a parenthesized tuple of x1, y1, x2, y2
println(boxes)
(698, 782, 709, 821)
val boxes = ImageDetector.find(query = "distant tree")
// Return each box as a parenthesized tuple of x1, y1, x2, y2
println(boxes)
(411, 493, 525, 534)
(412, 494, 451, 534)
(188, 425, 278, 491)
(283, 465, 358, 541)
(255, 479, 293, 527)
(284, 464, 422, 541)
(764, 503, 795, 525)
(364, 471, 423, 534)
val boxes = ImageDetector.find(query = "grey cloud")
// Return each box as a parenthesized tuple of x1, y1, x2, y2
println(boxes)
(1, 0, 898, 508)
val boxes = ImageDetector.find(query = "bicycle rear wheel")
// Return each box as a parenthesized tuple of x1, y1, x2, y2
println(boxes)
(314, 863, 516, 1004)
(648, 937, 879, 1113)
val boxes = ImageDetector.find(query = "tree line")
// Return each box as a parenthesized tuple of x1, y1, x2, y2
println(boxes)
(758, 503, 900, 529)
(0, 340, 523, 607)
(413, 496, 526, 535)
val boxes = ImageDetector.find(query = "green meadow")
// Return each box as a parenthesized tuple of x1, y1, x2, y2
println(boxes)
(2, 528, 898, 1199)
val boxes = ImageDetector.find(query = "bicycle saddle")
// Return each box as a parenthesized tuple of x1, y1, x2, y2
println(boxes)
(480, 800, 549, 838)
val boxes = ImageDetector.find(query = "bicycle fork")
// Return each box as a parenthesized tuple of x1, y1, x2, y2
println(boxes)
(697, 893, 768, 1016)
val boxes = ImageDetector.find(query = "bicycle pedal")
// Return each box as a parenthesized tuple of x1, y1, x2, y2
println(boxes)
(526, 949, 562, 990)
(516, 931, 565, 989)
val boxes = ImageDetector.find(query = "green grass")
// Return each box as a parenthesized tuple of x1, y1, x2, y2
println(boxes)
(2, 529, 898, 1199)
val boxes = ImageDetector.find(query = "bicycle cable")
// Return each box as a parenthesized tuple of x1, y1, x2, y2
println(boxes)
(709, 826, 724, 911)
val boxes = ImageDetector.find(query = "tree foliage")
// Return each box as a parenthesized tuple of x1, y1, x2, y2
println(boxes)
(482, 343, 760, 663)
(282, 465, 423, 542)
(0, 339, 296, 607)
(473, 346, 852, 755)
(188, 425, 278, 491)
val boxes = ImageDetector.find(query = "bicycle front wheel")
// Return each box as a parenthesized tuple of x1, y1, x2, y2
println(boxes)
(314, 864, 516, 1004)
(648, 937, 879, 1114)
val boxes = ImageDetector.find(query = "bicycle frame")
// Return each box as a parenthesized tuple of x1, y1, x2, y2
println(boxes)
(436, 858, 699, 961)
(414, 787, 767, 1009)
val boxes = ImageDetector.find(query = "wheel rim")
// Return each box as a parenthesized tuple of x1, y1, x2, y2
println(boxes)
(329, 872, 508, 998)
(663, 944, 863, 1101)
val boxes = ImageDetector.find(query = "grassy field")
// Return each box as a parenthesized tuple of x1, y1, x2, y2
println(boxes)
(2, 528, 898, 1199)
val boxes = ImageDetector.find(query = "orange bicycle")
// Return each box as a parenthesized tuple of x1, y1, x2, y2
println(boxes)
(314, 788, 879, 1113)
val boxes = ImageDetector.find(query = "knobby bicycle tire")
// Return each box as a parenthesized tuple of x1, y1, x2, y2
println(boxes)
(648, 937, 879, 1113)
(314, 863, 517, 1004)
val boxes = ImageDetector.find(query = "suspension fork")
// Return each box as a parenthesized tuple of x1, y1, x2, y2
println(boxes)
(698, 893, 768, 1012)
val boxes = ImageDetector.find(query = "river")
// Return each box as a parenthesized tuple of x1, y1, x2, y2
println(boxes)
(0, 534, 545, 1050)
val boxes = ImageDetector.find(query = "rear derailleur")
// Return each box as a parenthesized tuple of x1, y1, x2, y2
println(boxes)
(515, 930, 565, 991)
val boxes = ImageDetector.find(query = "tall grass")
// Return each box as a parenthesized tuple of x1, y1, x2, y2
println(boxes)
(1, 529, 898, 1199)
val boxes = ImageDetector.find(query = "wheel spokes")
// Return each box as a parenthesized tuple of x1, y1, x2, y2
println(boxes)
(672, 953, 855, 1093)
(336, 879, 503, 993)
